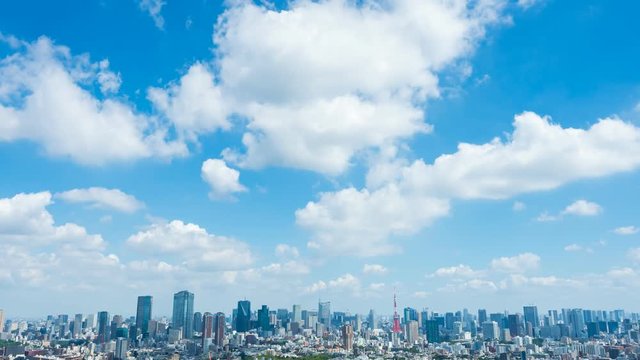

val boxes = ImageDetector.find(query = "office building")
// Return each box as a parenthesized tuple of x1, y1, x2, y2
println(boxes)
(214, 312, 225, 347)
(342, 323, 354, 352)
(172, 290, 195, 339)
(136, 296, 153, 338)
(97, 311, 110, 343)
(319, 301, 331, 328)
(236, 300, 251, 332)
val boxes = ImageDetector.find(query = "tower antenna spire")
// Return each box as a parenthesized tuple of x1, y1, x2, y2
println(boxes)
(392, 288, 402, 333)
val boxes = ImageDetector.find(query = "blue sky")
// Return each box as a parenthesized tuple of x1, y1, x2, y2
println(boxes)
(1, 0, 640, 318)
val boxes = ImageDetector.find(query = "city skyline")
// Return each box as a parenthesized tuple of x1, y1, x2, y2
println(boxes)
(2, 0, 640, 317)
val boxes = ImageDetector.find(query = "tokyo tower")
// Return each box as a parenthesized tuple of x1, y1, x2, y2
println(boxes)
(392, 290, 402, 333)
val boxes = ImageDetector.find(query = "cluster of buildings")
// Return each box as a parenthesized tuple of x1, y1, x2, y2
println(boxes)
(2, 295, 640, 360)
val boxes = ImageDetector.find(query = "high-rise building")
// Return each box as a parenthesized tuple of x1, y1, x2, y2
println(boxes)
(136, 296, 153, 338)
(258, 305, 271, 332)
(342, 324, 354, 352)
(319, 301, 331, 328)
(97, 311, 110, 343)
(292, 305, 302, 323)
(478, 309, 488, 325)
(523, 306, 539, 330)
(508, 314, 524, 337)
(202, 312, 214, 347)
(406, 320, 419, 344)
(115, 338, 128, 360)
(404, 307, 418, 324)
(111, 315, 123, 340)
(193, 312, 203, 334)
(214, 312, 225, 347)
(482, 321, 500, 340)
(0, 309, 4, 333)
(425, 319, 440, 343)
(73, 314, 83, 337)
(172, 290, 195, 339)
(570, 309, 586, 339)
(236, 300, 251, 332)
(86, 313, 95, 330)
(368, 309, 377, 330)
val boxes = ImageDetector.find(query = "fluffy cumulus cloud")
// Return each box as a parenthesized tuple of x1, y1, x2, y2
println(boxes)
(297, 112, 640, 256)
(147, 63, 230, 141)
(614, 226, 639, 235)
(55, 187, 144, 213)
(0, 192, 121, 288)
(490, 253, 540, 273)
(275, 244, 300, 259)
(296, 186, 450, 256)
(562, 200, 602, 216)
(126, 219, 253, 270)
(201, 158, 248, 200)
(0, 36, 187, 165)
(210, 0, 506, 174)
(304, 273, 360, 294)
(363, 264, 388, 275)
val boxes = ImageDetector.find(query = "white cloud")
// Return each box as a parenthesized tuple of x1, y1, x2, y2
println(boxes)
(0, 192, 105, 250)
(429, 264, 480, 278)
(628, 248, 640, 263)
(614, 226, 639, 235)
(126, 220, 253, 270)
(0, 36, 186, 165)
(148, 63, 230, 141)
(490, 253, 540, 273)
(56, 187, 144, 213)
(138, 0, 166, 29)
(562, 200, 602, 216)
(363, 264, 388, 275)
(304, 273, 361, 294)
(297, 112, 640, 256)
(296, 186, 450, 256)
(512, 201, 526, 211)
(564, 244, 583, 252)
(516, 0, 543, 10)
(535, 211, 559, 222)
(201, 158, 247, 200)
(213, 0, 506, 174)
(369, 282, 385, 291)
(413, 291, 430, 299)
(274, 244, 300, 259)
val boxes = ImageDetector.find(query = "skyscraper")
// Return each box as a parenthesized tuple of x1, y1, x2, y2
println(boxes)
(97, 311, 110, 343)
(368, 309, 377, 330)
(425, 319, 440, 343)
(478, 309, 488, 325)
(319, 301, 331, 328)
(115, 338, 128, 360)
(523, 306, 539, 330)
(136, 296, 153, 338)
(172, 290, 195, 339)
(73, 314, 83, 338)
(292, 305, 302, 323)
(342, 323, 354, 352)
(258, 305, 270, 331)
(236, 300, 251, 332)
(0, 309, 4, 333)
(193, 312, 203, 334)
(214, 312, 225, 347)
(202, 312, 214, 347)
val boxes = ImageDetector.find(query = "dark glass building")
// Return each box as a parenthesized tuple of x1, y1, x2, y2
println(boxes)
(235, 300, 251, 332)
(172, 290, 195, 339)
(136, 296, 153, 338)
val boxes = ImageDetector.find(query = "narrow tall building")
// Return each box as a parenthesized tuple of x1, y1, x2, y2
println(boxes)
(202, 312, 214, 348)
(136, 296, 153, 338)
(319, 301, 331, 328)
(73, 314, 83, 338)
(214, 312, 225, 347)
(97, 311, 110, 343)
(172, 290, 195, 339)
(236, 300, 251, 332)
(342, 323, 354, 352)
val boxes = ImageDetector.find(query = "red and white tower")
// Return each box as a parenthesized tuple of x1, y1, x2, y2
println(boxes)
(392, 290, 402, 333)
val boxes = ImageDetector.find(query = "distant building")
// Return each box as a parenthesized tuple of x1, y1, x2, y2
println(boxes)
(292, 305, 302, 323)
(97, 311, 110, 344)
(342, 324, 354, 352)
(172, 290, 194, 339)
(425, 319, 440, 343)
(136, 296, 153, 338)
(319, 301, 331, 328)
(236, 300, 251, 332)
(114, 338, 128, 360)
(214, 312, 225, 347)
(406, 320, 419, 344)
(258, 305, 271, 332)
(478, 309, 488, 325)
(202, 312, 214, 347)
(193, 312, 203, 334)
(73, 314, 83, 338)
(482, 321, 500, 340)
(523, 306, 539, 331)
